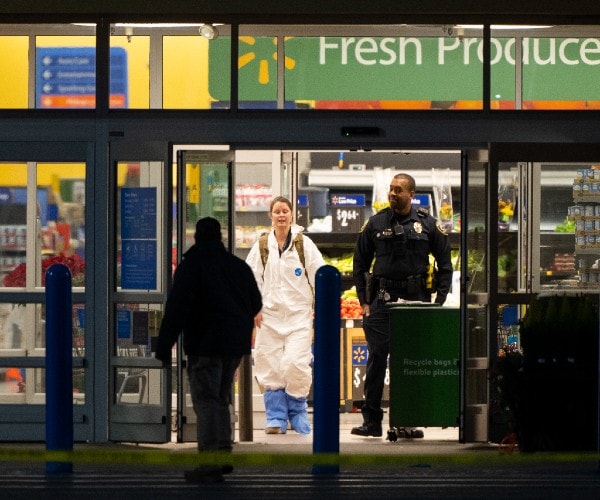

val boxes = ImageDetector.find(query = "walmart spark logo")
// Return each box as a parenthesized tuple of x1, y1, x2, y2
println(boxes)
(353, 345, 367, 365)
(238, 36, 296, 85)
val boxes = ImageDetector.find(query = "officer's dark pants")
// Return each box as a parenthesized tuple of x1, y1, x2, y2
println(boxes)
(362, 287, 428, 425)
(361, 297, 390, 424)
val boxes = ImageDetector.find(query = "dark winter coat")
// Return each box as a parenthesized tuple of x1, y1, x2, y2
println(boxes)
(155, 240, 262, 361)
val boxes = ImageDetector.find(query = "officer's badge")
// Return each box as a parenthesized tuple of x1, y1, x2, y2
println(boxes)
(436, 221, 448, 235)
(413, 221, 423, 233)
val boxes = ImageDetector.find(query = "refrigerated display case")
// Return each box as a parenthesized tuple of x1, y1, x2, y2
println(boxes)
(233, 151, 280, 260)
(498, 163, 594, 294)
(571, 166, 600, 287)
(303, 151, 463, 292)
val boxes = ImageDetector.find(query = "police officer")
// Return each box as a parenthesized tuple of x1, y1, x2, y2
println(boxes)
(351, 173, 453, 438)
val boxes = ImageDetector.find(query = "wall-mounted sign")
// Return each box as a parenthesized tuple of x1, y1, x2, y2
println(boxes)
(117, 310, 131, 339)
(331, 194, 365, 233)
(210, 36, 600, 101)
(36, 47, 128, 108)
(121, 187, 157, 290)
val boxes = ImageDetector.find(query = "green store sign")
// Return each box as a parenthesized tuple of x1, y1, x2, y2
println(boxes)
(209, 36, 600, 102)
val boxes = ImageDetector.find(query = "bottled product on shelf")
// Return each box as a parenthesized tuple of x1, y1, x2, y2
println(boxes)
(570, 166, 600, 288)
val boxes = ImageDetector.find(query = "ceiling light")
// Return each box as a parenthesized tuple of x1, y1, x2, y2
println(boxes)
(199, 24, 218, 40)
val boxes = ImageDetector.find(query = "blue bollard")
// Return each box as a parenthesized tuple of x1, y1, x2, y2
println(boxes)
(312, 264, 340, 475)
(45, 263, 73, 474)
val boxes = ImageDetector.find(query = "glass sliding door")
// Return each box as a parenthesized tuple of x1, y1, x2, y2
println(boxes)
(175, 147, 234, 441)
(0, 142, 91, 441)
(109, 141, 170, 443)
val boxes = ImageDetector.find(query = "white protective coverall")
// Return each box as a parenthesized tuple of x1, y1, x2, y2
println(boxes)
(246, 224, 325, 433)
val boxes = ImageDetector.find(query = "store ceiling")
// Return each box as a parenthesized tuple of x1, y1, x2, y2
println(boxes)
(2, 23, 600, 37)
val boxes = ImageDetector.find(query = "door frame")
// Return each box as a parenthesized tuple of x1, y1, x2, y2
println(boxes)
(0, 141, 93, 441)
(487, 142, 600, 444)
(107, 140, 170, 442)
(174, 146, 235, 442)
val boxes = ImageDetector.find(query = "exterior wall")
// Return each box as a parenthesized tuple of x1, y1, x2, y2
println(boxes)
(0, 2, 599, 445)
(1, 113, 599, 148)
(1, 1, 600, 18)
(0, 0, 600, 17)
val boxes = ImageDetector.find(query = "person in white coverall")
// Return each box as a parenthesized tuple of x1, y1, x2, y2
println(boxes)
(246, 196, 325, 434)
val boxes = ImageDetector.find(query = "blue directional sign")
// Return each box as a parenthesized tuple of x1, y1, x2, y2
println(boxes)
(36, 47, 128, 108)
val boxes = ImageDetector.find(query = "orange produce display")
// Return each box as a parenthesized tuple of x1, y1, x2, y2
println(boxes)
(341, 297, 363, 319)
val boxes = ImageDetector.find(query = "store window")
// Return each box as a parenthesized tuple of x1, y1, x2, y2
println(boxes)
(164, 34, 227, 109)
(113, 160, 165, 406)
(36, 33, 97, 109)
(0, 162, 85, 290)
(115, 161, 164, 291)
(522, 26, 600, 110)
(0, 161, 86, 403)
(4, 23, 600, 112)
(113, 302, 162, 405)
(491, 25, 600, 110)
(233, 30, 279, 109)
(0, 35, 28, 109)
(496, 161, 600, 294)
(235, 25, 486, 110)
(0, 24, 97, 109)
(107, 23, 230, 109)
(109, 27, 150, 109)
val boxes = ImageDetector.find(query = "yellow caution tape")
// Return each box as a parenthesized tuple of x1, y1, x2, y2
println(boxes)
(0, 448, 598, 467)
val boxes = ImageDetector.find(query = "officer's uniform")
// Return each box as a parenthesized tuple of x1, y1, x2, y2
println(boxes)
(352, 205, 453, 433)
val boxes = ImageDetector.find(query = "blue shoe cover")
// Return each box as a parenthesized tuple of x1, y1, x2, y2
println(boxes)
(286, 394, 311, 434)
(264, 389, 288, 433)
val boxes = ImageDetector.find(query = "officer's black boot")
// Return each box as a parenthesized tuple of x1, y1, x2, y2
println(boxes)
(351, 407, 382, 437)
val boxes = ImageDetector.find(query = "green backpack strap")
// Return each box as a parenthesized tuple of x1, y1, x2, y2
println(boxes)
(292, 233, 306, 271)
(258, 233, 269, 278)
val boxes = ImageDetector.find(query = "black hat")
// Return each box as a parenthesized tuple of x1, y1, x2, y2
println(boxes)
(195, 217, 222, 242)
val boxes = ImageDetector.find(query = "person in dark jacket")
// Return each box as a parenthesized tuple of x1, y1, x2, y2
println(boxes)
(155, 217, 262, 484)
(351, 173, 453, 439)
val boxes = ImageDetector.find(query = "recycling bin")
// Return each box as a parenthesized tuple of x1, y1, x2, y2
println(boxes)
(387, 304, 460, 428)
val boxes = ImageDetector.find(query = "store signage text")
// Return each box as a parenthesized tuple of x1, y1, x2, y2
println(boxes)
(121, 187, 157, 290)
(331, 194, 364, 233)
(209, 35, 600, 101)
(36, 47, 128, 108)
(319, 37, 600, 66)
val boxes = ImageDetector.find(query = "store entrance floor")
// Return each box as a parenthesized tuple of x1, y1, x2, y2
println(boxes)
(158, 410, 490, 459)
(239, 410, 460, 447)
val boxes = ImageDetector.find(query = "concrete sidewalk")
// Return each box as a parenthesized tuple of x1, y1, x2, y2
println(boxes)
(1, 413, 599, 500)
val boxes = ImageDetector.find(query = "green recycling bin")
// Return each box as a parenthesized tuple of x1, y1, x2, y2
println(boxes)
(387, 304, 459, 428)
